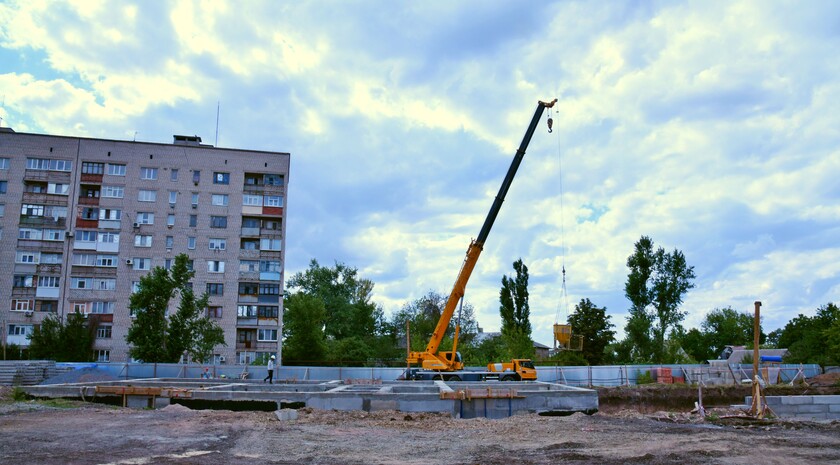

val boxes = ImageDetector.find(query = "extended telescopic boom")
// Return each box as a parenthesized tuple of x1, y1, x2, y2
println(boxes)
(407, 99, 558, 371)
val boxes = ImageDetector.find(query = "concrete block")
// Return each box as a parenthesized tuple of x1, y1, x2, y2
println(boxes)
(275, 409, 298, 421)
(811, 396, 840, 405)
(790, 405, 827, 414)
(368, 400, 398, 411)
(126, 396, 152, 409)
(780, 396, 813, 405)
(828, 404, 840, 413)
(154, 397, 170, 408)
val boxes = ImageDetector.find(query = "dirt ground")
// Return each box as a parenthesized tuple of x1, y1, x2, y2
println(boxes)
(1, 384, 839, 465)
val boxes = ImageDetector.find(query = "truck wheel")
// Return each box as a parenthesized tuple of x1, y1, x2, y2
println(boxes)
(446, 375, 461, 382)
(501, 375, 519, 382)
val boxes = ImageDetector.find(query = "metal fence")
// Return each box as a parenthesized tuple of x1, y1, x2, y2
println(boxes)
(56, 362, 823, 387)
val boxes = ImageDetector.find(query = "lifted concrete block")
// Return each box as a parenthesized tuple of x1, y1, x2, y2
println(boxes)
(275, 409, 299, 421)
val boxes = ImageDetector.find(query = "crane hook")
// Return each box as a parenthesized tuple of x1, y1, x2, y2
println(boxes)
(547, 113, 554, 133)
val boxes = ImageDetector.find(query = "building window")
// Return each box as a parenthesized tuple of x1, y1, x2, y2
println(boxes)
(22, 204, 45, 217)
(98, 232, 118, 244)
(138, 190, 157, 202)
(192, 170, 201, 184)
(91, 301, 115, 314)
(237, 305, 257, 317)
(260, 260, 281, 273)
(171, 169, 179, 181)
(264, 174, 283, 186)
(209, 238, 226, 250)
(96, 325, 112, 339)
(259, 283, 280, 295)
(238, 282, 258, 296)
(96, 255, 117, 267)
(206, 283, 224, 295)
(93, 278, 115, 290)
(13, 300, 32, 311)
(134, 235, 153, 247)
(213, 172, 230, 184)
(239, 260, 259, 272)
(71, 278, 92, 289)
(80, 207, 99, 220)
(102, 185, 124, 198)
(0, 181, 7, 194)
(140, 167, 158, 180)
(243, 194, 262, 206)
(39, 301, 57, 313)
(189, 215, 197, 227)
(191, 193, 199, 206)
(207, 260, 225, 273)
(82, 162, 105, 174)
(100, 208, 122, 221)
(15, 251, 38, 264)
(258, 329, 278, 341)
(169, 191, 178, 204)
(107, 163, 126, 176)
(94, 350, 110, 362)
(0, 158, 8, 169)
(264, 195, 283, 207)
(38, 276, 60, 288)
(260, 238, 282, 251)
(167, 214, 175, 227)
(188, 237, 196, 249)
(210, 216, 227, 228)
(27, 158, 72, 171)
(211, 194, 229, 206)
(8, 325, 34, 337)
(132, 258, 151, 270)
(258, 305, 279, 318)
(136, 212, 154, 224)
(206, 306, 223, 318)
(165, 236, 174, 249)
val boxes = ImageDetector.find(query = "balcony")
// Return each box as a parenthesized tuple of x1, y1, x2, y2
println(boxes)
(20, 216, 66, 228)
(236, 316, 258, 326)
(80, 173, 103, 183)
(239, 249, 260, 260)
(238, 271, 259, 281)
(78, 196, 101, 206)
(22, 192, 69, 206)
(11, 288, 36, 298)
(17, 240, 65, 252)
(70, 266, 117, 277)
(241, 227, 260, 236)
(37, 263, 62, 274)
(24, 169, 71, 183)
(75, 218, 98, 229)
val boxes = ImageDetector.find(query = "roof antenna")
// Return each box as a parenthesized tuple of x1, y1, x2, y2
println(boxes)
(215, 101, 220, 147)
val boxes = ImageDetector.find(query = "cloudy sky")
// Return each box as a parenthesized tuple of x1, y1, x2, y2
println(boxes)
(1, 1, 838, 346)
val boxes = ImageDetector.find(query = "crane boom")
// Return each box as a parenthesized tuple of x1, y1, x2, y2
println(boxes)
(407, 99, 558, 372)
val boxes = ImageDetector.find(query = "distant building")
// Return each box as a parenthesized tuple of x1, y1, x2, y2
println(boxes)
(0, 128, 289, 364)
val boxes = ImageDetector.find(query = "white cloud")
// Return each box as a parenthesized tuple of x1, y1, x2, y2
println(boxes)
(1, 0, 839, 348)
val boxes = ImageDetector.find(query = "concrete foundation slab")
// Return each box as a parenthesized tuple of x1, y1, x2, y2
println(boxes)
(23, 378, 598, 419)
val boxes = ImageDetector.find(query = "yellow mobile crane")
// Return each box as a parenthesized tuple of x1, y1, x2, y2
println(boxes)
(405, 99, 557, 381)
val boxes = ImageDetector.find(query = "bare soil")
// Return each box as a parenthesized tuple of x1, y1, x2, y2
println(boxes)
(1, 385, 839, 465)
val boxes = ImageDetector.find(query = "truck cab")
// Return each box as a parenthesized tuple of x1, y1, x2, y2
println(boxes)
(487, 359, 537, 381)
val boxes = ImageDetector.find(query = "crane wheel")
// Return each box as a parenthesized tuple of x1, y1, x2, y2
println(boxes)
(446, 375, 461, 382)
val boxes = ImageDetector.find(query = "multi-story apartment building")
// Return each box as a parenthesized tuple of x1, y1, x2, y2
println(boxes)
(0, 128, 289, 364)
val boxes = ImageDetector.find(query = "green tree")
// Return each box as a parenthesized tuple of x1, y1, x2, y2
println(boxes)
(679, 327, 711, 362)
(777, 303, 839, 367)
(282, 293, 328, 364)
(567, 298, 615, 365)
(27, 312, 95, 362)
(499, 259, 533, 359)
(701, 307, 764, 357)
(623, 236, 695, 363)
(389, 290, 479, 354)
(126, 254, 226, 363)
(286, 260, 377, 340)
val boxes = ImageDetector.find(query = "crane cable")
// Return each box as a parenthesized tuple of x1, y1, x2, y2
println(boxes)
(550, 105, 569, 327)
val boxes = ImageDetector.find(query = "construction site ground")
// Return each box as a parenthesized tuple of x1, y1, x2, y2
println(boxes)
(1, 376, 839, 465)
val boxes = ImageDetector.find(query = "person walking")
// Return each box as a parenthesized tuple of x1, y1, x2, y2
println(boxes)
(264, 355, 276, 384)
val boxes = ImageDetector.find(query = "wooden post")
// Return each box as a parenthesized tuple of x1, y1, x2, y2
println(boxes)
(751, 301, 762, 417)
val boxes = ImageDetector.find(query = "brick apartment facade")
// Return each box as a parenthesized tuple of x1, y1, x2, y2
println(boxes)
(0, 128, 289, 364)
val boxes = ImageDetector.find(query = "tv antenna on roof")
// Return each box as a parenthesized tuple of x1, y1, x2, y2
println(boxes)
(215, 101, 220, 147)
